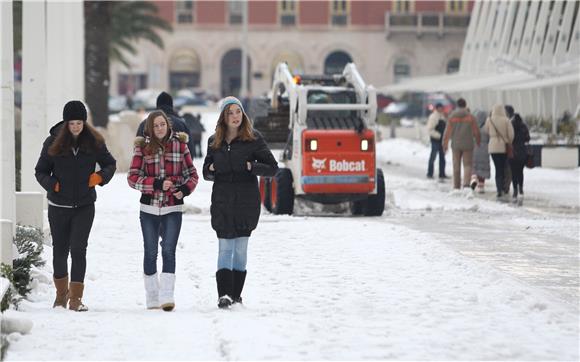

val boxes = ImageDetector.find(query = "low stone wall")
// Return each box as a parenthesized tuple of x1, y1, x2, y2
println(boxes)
(97, 111, 142, 173)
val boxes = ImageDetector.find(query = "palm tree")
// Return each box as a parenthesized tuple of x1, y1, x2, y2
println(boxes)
(85, 1, 172, 128)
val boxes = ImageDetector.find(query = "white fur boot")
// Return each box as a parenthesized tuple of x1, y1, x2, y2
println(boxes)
(144, 273, 160, 309)
(159, 272, 176, 312)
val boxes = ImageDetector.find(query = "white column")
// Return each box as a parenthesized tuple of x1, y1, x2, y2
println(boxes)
(46, 1, 84, 129)
(21, 1, 47, 193)
(240, 0, 248, 98)
(0, 0, 16, 265)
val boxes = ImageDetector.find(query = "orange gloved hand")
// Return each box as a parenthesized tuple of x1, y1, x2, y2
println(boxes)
(54, 182, 60, 193)
(88, 173, 103, 188)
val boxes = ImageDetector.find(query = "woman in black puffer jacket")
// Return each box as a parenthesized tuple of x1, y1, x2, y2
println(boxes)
(35, 101, 116, 312)
(509, 113, 531, 204)
(203, 96, 278, 309)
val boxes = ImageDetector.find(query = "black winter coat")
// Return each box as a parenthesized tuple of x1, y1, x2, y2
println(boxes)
(511, 114, 530, 161)
(136, 106, 196, 155)
(35, 121, 117, 207)
(203, 132, 278, 238)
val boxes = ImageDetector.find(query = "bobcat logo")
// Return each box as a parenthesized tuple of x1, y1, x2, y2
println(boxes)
(311, 157, 326, 173)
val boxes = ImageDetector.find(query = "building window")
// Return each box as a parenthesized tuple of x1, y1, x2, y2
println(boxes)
(330, 0, 349, 26)
(221, 49, 252, 97)
(446, 0, 468, 14)
(446, 58, 460, 74)
(176, 1, 194, 24)
(169, 49, 201, 92)
(393, 58, 411, 83)
(393, 0, 414, 14)
(324, 51, 353, 75)
(229, 1, 243, 25)
(279, 0, 298, 26)
(118, 73, 148, 96)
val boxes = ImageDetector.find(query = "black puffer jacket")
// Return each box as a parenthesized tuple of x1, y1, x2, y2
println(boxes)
(203, 132, 278, 238)
(35, 121, 117, 207)
(511, 114, 531, 161)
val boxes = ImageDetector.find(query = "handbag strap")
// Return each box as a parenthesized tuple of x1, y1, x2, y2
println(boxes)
(489, 118, 509, 144)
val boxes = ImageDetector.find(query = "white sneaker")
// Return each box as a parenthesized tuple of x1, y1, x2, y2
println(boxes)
(469, 176, 478, 190)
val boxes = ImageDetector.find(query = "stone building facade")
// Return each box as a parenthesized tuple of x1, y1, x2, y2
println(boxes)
(110, 0, 472, 98)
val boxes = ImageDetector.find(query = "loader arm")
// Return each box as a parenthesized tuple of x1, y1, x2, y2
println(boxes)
(271, 63, 298, 114)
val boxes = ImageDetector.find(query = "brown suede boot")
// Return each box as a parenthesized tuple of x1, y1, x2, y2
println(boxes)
(68, 282, 88, 312)
(53, 275, 69, 308)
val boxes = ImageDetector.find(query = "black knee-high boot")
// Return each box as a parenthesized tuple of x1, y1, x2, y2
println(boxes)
(216, 269, 233, 308)
(232, 270, 247, 304)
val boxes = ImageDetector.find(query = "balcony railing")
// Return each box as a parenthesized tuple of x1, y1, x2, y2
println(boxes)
(385, 12, 470, 38)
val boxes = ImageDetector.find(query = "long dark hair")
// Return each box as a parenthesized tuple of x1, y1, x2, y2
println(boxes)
(210, 103, 256, 149)
(143, 110, 172, 155)
(48, 121, 104, 156)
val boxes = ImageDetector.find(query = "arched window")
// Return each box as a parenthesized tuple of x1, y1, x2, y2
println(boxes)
(324, 51, 353, 75)
(393, 58, 411, 83)
(220, 49, 251, 98)
(446, 58, 460, 74)
(169, 49, 201, 91)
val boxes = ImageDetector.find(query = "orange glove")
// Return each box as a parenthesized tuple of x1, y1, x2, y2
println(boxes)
(54, 182, 60, 193)
(88, 173, 102, 188)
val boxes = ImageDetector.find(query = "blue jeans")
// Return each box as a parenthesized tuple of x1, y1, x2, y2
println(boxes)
(217, 237, 248, 271)
(427, 140, 446, 177)
(140, 211, 182, 275)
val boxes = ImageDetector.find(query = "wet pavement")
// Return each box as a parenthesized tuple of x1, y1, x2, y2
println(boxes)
(381, 159, 580, 311)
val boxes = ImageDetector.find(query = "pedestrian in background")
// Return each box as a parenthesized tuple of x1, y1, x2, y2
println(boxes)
(184, 112, 205, 158)
(443, 98, 481, 189)
(485, 104, 514, 200)
(508, 109, 531, 204)
(470, 110, 491, 193)
(203, 96, 278, 309)
(426, 103, 448, 180)
(136, 91, 196, 156)
(35, 100, 117, 312)
(128, 110, 199, 311)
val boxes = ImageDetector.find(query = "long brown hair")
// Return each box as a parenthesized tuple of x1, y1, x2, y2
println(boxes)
(210, 103, 256, 149)
(48, 121, 104, 156)
(143, 110, 172, 155)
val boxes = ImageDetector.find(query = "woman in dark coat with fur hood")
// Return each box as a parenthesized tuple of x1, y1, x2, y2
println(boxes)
(203, 96, 278, 309)
(35, 100, 117, 312)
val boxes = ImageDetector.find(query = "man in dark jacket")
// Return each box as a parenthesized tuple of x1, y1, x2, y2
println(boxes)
(183, 112, 205, 158)
(136, 92, 196, 154)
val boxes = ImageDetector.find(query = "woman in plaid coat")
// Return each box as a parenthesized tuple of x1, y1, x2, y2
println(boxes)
(128, 110, 198, 311)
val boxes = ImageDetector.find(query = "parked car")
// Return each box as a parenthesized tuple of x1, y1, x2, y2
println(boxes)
(383, 91, 455, 120)
(108, 95, 128, 114)
(376, 93, 395, 110)
(425, 92, 455, 115)
(133, 88, 164, 111)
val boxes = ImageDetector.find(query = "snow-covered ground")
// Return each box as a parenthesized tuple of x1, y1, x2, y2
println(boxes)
(4, 113, 579, 361)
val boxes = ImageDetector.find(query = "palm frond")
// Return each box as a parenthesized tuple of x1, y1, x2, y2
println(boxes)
(109, 1, 172, 66)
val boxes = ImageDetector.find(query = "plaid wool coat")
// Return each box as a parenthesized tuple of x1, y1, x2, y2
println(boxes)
(128, 132, 198, 211)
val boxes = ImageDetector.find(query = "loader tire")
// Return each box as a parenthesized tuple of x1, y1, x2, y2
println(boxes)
(364, 168, 385, 216)
(271, 168, 294, 215)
